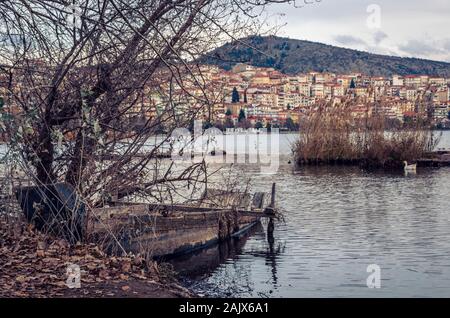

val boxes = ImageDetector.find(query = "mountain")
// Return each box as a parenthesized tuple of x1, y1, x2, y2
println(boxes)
(200, 35, 450, 77)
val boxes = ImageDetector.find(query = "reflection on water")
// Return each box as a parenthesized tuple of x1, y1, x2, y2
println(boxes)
(171, 155, 450, 297)
(170, 223, 266, 277)
(171, 221, 286, 297)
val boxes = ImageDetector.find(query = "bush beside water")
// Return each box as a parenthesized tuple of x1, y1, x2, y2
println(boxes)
(293, 102, 440, 169)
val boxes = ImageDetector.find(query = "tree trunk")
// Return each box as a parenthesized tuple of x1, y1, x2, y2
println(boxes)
(35, 126, 55, 184)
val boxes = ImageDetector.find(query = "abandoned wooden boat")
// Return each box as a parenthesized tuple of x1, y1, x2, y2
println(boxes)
(15, 183, 277, 258)
(88, 186, 277, 258)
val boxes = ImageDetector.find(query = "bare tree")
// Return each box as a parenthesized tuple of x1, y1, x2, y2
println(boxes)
(0, 1, 318, 208)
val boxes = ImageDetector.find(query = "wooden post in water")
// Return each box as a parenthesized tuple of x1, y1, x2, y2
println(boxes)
(267, 218, 274, 241)
(270, 182, 276, 209)
(264, 182, 276, 215)
(267, 183, 275, 241)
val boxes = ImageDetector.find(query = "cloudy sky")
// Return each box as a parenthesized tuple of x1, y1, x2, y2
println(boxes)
(265, 0, 450, 62)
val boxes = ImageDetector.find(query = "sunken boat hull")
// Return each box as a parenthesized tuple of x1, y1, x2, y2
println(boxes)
(88, 203, 263, 258)
(14, 183, 275, 259)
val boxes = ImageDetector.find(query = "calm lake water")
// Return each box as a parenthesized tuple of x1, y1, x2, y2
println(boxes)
(171, 131, 450, 297)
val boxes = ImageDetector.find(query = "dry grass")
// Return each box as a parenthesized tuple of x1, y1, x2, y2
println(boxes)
(294, 101, 440, 168)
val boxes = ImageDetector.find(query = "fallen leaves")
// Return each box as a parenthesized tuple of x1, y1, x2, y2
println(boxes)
(121, 260, 131, 273)
(36, 249, 45, 257)
(15, 275, 27, 283)
(119, 274, 129, 280)
(0, 217, 163, 298)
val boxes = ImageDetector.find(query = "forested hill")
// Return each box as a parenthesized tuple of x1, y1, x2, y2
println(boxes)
(200, 35, 450, 77)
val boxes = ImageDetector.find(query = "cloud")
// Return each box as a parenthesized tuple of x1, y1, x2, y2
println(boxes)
(333, 35, 367, 46)
(443, 39, 450, 51)
(267, 0, 450, 62)
(373, 31, 388, 45)
(398, 40, 443, 56)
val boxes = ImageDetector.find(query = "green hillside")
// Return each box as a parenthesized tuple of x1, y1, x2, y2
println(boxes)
(201, 35, 450, 77)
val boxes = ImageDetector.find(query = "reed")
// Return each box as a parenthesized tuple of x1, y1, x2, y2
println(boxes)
(294, 101, 440, 168)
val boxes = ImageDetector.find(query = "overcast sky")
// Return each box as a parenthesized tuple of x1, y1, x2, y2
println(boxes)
(265, 0, 450, 62)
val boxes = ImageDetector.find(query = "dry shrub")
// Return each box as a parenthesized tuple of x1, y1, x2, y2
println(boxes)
(294, 100, 440, 168)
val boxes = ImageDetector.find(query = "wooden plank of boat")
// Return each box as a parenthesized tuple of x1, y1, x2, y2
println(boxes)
(99, 202, 274, 216)
(13, 181, 277, 258)
(88, 185, 277, 258)
(88, 206, 263, 258)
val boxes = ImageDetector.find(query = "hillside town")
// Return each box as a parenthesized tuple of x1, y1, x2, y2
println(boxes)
(2, 61, 450, 134)
(147, 63, 450, 131)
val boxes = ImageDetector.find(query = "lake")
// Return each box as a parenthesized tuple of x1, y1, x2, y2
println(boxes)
(170, 131, 450, 297)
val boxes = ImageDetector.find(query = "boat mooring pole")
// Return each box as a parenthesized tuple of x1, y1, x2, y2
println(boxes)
(267, 183, 275, 242)
(270, 182, 276, 209)
(267, 218, 274, 242)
